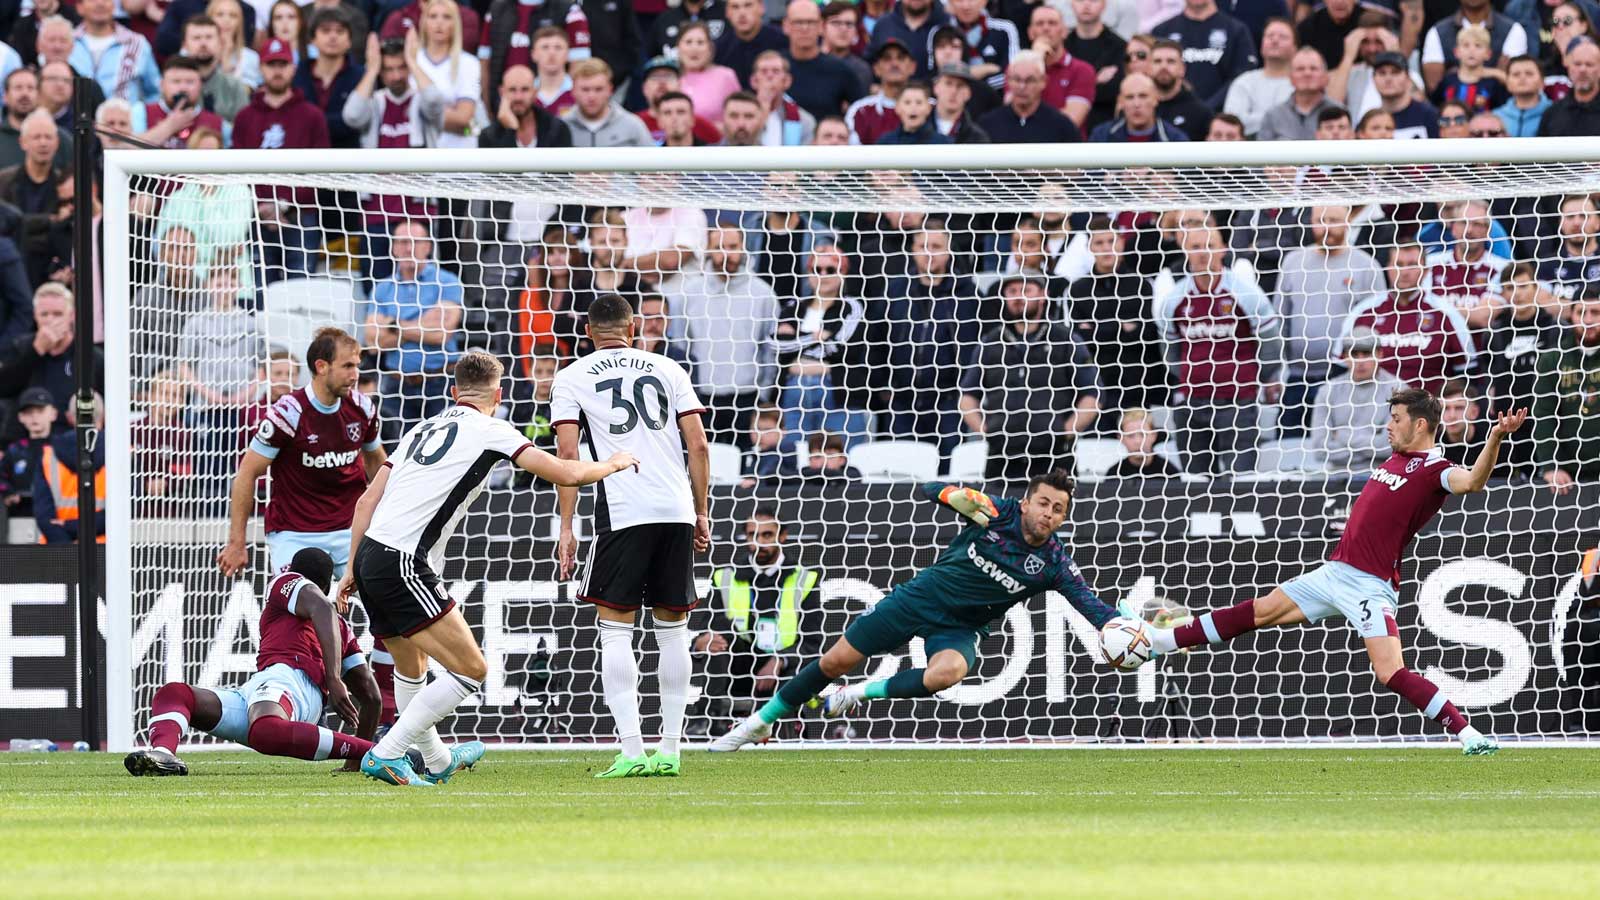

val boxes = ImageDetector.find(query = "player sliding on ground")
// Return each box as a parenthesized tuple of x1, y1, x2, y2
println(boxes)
(711, 470, 1120, 751)
(340, 351, 638, 787)
(553, 294, 712, 779)
(125, 548, 380, 776)
(1143, 389, 1527, 755)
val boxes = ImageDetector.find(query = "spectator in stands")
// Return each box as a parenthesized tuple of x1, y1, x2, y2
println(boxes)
(204, 0, 262, 89)
(1155, 223, 1281, 478)
(929, 23, 1003, 119)
(177, 266, 265, 490)
(719, 90, 765, 145)
(692, 507, 822, 732)
(979, 50, 1083, 142)
(1540, 36, 1600, 135)
(739, 403, 793, 487)
(260, 1, 306, 66)
(1468, 110, 1508, 137)
(0, 231, 29, 346)
(1257, 47, 1336, 140)
(383, 0, 479, 53)
(869, 0, 949, 74)
(879, 221, 979, 457)
(563, 58, 652, 146)
(750, 51, 816, 145)
(1313, 104, 1353, 139)
(1275, 205, 1385, 438)
(1088, 72, 1187, 140)
(647, 0, 721, 63)
(1484, 266, 1563, 468)
(568, 209, 643, 354)
(1425, 199, 1512, 332)
(1067, 4, 1128, 129)
(1067, 214, 1167, 413)
(2, 387, 64, 518)
(0, 69, 71, 170)
(1372, 51, 1440, 138)
(960, 274, 1100, 487)
(37, 62, 76, 131)
(1533, 287, 1600, 493)
(652, 90, 708, 147)
(1296, 0, 1360, 70)
(782, 0, 865, 122)
(480, 0, 589, 111)
(1435, 378, 1492, 469)
(1494, 55, 1550, 136)
(144, 58, 227, 150)
(847, 37, 914, 144)
(821, 2, 873, 90)
(1437, 98, 1473, 137)
(1328, 14, 1394, 111)
(944, 0, 1019, 91)
(156, 0, 253, 59)
(717, 0, 786, 88)
(1206, 111, 1246, 139)
(505, 351, 560, 456)
(1538, 193, 1600, 304)
(128, 226, 200, 376)
(9, 4, 79, 71)
(1342, 237, 1475, 396)
(1108, 408, 1180, 478)
(1421, 0, 1529, 95)
(365, 219, 464, 439)
(35, 16, 80, 71)
(71, 0, 162, 130)
(529, 27, 576, 117)
(1355, 107, 1395, 137)
(0, 284, 102, 421)
(410, 0, 483, 152)
(676, 221, 779, 446)
(1309, 329, 1407, 476)
(1153, 0, 1259, 110)
(1147, 38, 1213, 141)
(1224, 16, 1294, 136)
(514, 226, 581, 358)
(638, 58, 723, 145)
(622, 203, 707, 288)
(813, 115, 850, 144)
(1433, 23, 1509, 112)
(770, 242, 873, 447)
(346, 36, 447, 152)
(1027, 4, 1094, 129)
(876, 81, 949, 144)
(636, 293, 693, 369)
(480, 65, 573, 276)
(931, 64, 992, 142)
(33, 393, 104, 544)
(182, 14, 251, 122)
(794, 431, 862, 481)
(678, 21, 742, 121)
(232, 38, 330, 282)
(0, 112, 67, 218)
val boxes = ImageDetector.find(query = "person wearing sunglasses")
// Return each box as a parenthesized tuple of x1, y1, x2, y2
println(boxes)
(1436, 99, 1474, 136)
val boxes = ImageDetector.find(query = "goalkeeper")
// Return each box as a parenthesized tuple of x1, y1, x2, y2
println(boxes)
(710, 470, 1123, 751)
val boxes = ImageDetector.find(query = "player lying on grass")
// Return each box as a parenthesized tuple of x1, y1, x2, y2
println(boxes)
(339, 351, 639, 787)
(126, 548, 380, 776)
(1142, 389, 1526, 755)
(711, 469, 1121, 750)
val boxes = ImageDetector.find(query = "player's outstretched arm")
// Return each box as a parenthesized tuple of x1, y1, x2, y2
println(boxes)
(516, 445, 639, 487)
(554, 423, 582, 580)
(291, 584, 361, 725)
(217, 449, 273, 576)
(921, 482, 999, 527)
(1447, 407, 1528, 494)
(681, 412, 712, 553)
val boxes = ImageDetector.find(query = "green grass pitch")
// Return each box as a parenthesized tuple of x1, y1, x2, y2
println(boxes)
(5, 749, 1599, 899)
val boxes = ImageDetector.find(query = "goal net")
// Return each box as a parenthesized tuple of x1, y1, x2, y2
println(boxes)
(105, 143, 1600, 751)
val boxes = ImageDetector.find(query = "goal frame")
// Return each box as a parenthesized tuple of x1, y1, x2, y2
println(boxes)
(103, 138, 1600, 753)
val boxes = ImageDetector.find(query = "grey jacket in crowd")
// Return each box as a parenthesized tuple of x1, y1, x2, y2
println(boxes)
(674, 268, 780, 398)
(342, 84, 448, 149)
(1311, 368, 1410, 474)
(561, 104, 653, 148)
(1276, 245, 1386, 382)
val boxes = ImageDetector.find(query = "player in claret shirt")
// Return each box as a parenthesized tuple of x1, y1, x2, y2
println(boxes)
(710, 469, 1122, 751)
(1145, 389, 1528, 755)
(125, 548, 380, 776)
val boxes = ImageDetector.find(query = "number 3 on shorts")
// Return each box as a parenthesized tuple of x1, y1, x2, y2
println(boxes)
(1359, 597, 1376, 625)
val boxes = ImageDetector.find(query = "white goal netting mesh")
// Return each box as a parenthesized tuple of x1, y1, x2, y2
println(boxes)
(115, 154, 1600, 747)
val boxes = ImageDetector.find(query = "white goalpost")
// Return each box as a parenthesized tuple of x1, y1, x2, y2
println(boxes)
(104, 140, 1600, 752)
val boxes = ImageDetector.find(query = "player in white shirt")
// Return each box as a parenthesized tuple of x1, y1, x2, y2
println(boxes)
(552, 294, 712, 779)
(339, 351, 638, 787)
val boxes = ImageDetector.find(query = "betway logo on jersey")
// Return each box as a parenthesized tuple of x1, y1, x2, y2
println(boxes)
(1372, 468, 1409, 491)
(967, 543, 1028, 594)
(1183, 320, 1242, 340)
(302, 449, 359, 469)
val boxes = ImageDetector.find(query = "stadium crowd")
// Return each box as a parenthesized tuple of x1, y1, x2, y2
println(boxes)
(3, 0, 1600, 535)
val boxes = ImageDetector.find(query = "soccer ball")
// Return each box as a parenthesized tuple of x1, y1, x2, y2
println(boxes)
(1100, 616, 1153, 671)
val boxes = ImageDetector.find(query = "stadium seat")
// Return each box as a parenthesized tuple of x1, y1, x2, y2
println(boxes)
(708, 443, 743, 486)
(1074, 438, 1127, 482)
(260, 277, 359, 361)
(1254, 438, 1315, 475)
(947, 441, 988, 480)
(849, 440, 941, 483)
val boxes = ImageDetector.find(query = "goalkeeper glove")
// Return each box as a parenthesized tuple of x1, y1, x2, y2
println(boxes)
(941, 486, 998, 527)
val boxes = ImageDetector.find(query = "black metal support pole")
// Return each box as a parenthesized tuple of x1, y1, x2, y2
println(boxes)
(72, 75, 101, 749)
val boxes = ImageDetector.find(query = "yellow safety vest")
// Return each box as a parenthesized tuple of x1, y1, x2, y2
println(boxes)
(711, 565, 818, 653)
(39, 444, 106, 543)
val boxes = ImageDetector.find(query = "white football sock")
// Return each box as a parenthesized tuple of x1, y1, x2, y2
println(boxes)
(599, 619, 645, 757)
(654, 616, 692, 755)
(377, 671, 478, 766)
(393, 671, 453, 773)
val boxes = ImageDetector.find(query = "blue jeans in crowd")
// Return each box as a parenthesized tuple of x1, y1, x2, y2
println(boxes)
(778, 373, 873, 450)
(259, 211, 322, 285)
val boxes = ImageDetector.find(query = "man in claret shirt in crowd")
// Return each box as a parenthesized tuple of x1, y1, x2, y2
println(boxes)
(1343, 237, 1477, 397)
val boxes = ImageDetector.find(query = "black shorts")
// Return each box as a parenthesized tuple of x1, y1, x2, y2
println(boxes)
(578, 523, 698, 613)
(353, 539, 456, 639)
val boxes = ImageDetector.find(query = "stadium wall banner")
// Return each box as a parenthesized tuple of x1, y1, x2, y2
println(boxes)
(103, 481, 1600, 743)
(0, 546, 104, 743)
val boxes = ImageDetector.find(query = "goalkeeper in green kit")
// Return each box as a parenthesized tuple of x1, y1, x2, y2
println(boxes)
(709, 470, 1128, 751)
